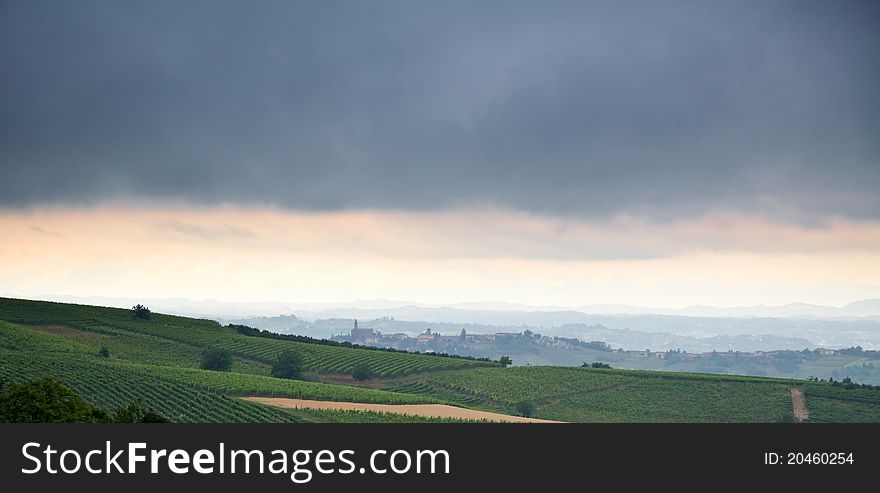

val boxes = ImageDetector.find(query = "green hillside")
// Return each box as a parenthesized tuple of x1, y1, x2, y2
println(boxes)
(2, 297, 879, 423)
(385, 367, 794, 422)
(0, 297, 499, 377)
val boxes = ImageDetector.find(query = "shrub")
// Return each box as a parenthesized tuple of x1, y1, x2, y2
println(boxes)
(271, 351, 304, 380)
(351, 363, 374, 381)
(201, 347, 232, 372)
(0, 378, 107, 423)
(132, 304, 151, 320)
(516, 401, 536, 418)
(582, 362, 612, 369)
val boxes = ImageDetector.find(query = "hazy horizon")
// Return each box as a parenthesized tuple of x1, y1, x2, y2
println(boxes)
(5, 292, 879, 319)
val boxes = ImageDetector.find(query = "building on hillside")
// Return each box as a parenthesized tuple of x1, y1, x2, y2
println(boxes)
(350, 319, 377, 344)
(417, 328, 437, 343)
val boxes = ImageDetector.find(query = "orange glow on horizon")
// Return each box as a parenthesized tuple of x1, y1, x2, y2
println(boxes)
(1, 205, 879, 308)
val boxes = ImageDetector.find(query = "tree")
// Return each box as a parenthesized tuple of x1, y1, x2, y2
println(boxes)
(98, 346, 110, 358)
(516, 401, 535, 418)
(271, 351, 304, 380)
(201, 347, 232, 371)
(585, 362, 611, 369)
(351, 363, 374, 381)
(0, 378, 107, 423)
(499, 356, 513, 367)
(132, 304, 151, 320)
(112, 399, 168, 423)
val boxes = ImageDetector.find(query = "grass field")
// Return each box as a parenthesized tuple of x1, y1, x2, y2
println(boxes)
(2, 297, 880, 423)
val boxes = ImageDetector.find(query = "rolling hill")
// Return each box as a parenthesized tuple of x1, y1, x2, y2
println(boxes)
(1, 297, 878, 423)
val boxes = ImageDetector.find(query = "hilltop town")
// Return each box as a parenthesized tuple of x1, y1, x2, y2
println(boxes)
(331, 320, 880, 384)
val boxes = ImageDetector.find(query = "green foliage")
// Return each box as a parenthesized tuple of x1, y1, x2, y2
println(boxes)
(535, 378, 792, 422)
(384, 382, 487, 408)
(202, 347, 233, 372)
(801, 383, 880, 422)
(418, 367, 634, 405)
(132, 304, 151, 320)
(134, 363, 435, 404)
(499, 356, 512, 367)
(112, 398, 168, 423)
(98, 345, 110, 358)
(22, 322, 270, 376)
(351, 362, 374, 381)
(0, 349, 287, 423)
(516, 401, 535, 417)
(271, 350, 304, 380)
(0, 297, 497, 377)
(4, 297, 880, 423)
(0, 321, 437, 407)
(583, 362, 612, 369)
(0, 378, 107, 423)
(391, 366, 836, 422)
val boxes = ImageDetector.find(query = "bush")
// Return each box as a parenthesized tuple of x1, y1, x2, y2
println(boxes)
(516, 401, 536, 418)
(0, 378, 107, 423)
(201, 347, 232, 372)
(583, 362, 612, 369)
(271, 351, 304, 380)
(98, 346, 110, 358)
(351, 363, 374, 381)
(499, 356, 513, 367)
(132, 304, 151, 320)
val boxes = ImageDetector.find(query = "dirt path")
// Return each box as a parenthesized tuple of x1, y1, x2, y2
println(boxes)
(791, 387, 809, 421)
(242, 397, 561, 423)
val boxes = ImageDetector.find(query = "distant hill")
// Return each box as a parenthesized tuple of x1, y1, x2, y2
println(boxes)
(14, 294, 880, 319)
(1, 297, 879, 423)
(225, 311, 880, 351)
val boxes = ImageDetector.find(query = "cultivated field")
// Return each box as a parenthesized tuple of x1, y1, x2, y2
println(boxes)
(2, 297, 879, 423)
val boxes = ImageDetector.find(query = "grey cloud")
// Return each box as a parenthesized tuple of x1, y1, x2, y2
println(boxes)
(1, 0, 878, 221)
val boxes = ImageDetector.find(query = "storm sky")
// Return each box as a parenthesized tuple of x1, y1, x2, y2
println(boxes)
(1, 1, 879, 307)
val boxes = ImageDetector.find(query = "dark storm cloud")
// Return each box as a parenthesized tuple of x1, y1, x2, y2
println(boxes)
(1, 0, 878, 221)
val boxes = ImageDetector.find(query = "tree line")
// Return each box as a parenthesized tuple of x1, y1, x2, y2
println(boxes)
(227, 324, 500, 364)
(0, 378, 168, 423)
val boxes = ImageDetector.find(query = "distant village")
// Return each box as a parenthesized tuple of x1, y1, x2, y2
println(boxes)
(334, 319, 588, 352)
(331, 320, 844, 360)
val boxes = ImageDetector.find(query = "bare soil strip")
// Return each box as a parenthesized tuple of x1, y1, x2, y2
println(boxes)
(791, 387, 809, 421)
(242, 397, 561, 423)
